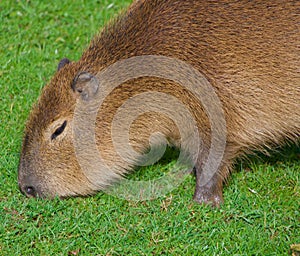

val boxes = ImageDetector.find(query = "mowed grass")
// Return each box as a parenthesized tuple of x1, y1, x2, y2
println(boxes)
(0, 0, 299, 255)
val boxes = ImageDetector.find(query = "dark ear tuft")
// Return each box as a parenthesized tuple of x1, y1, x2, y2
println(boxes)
(72, 72, 99, 101)
(57, 58, 71, 71)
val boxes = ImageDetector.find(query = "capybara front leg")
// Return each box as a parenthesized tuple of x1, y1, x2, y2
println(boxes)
(193, 164, 227, 207)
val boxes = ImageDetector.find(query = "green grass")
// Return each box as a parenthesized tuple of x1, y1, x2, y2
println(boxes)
(1, 0, 299, 255)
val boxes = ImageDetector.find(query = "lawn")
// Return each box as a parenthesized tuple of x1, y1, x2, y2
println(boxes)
(0, 0, 299, 255)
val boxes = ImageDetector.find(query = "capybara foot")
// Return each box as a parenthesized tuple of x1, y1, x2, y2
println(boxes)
(193, 185, 224, 207)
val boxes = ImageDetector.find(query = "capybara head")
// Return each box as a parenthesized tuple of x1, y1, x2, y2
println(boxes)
(18, 59, 99, 198)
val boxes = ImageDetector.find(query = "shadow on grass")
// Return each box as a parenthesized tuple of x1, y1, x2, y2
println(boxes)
(235, 143, 300, 172)
(128, 142, 300, 181)
(126, 146, 180, 180)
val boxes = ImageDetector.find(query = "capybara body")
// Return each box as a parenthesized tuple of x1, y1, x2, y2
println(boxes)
(18, 0, 299, 206)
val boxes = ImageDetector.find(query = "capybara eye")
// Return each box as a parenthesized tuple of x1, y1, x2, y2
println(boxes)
(51, 121, 67, 140)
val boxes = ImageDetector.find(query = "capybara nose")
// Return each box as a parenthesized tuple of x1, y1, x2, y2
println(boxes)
(20, 185, 37, 198)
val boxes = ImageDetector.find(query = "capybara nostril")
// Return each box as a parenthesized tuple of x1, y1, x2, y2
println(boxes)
(24, 186, 37, 197)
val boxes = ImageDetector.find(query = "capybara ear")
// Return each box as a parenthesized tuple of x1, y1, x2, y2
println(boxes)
(57, 58, 71, 71)
(71, 72, 99, 101)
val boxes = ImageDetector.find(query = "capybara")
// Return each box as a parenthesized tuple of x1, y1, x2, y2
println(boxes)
(18, 0, 299, 206)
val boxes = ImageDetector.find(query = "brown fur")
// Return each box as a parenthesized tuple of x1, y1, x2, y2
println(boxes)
(18, 0, 299, 206)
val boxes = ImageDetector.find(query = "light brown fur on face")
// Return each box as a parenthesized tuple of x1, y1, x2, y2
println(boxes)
(18, 0, 299, 206)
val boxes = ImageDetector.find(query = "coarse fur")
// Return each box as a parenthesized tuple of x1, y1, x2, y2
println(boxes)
(18, 0, 299, 206)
